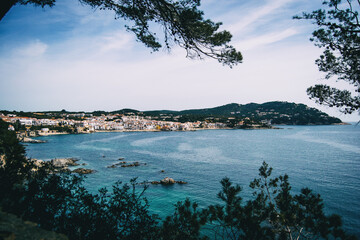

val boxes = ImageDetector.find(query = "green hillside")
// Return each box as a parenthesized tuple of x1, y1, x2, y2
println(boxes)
(143, 101, 342, 125)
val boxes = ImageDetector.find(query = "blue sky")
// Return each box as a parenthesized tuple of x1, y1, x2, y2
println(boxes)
(0, 0, 358, 121)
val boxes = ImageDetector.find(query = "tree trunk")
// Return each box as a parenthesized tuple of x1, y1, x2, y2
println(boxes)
(0, 0, 17, 21)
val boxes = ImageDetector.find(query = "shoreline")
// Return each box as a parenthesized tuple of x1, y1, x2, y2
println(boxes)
(20, 122, 350, 142)
(20, 127, 268, 141)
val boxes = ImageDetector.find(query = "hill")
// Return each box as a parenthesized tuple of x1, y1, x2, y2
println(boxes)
(142, 101, 342, 125)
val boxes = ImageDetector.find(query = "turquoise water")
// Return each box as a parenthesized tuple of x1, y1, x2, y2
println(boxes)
(25, 125, 360, 236)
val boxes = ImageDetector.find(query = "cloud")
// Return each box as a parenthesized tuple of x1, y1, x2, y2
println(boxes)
(14, 40, 48, 57)
(234, 28, 298, 50)
(227, 0, 295, 34)
(99, 31, 134, 53)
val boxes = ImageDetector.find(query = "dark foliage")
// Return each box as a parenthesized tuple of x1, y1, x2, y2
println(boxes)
(206, 177, 273, 239)
(295, 0, 360, 114)
(161, 198, 207, 240)
(205, 162, 357, 240)
(0, 119, 31, 199)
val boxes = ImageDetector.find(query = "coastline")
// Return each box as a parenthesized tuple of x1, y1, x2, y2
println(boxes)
(19, 122, 350, 142)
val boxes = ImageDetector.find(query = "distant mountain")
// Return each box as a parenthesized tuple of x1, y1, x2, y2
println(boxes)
(142, 101, 342, 125)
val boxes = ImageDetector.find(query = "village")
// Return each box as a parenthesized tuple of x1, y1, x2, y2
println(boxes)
(0, 112, 230, 139)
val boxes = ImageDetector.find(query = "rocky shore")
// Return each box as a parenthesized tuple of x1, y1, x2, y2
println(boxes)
(30, 157, 188, 185)
(21, 137, 47, 143)
(71, 168, 96, 174)
(30, 158, 95, 175)
(51, 158, 80, 168)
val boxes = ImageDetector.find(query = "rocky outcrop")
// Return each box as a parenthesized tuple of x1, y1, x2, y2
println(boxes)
(0, 210, 68, 240)
(71, 168, 95, 174)
(176, 181, 188, 184)
(151, 177, 188, 185)
(107, 161, 146, 168)
(30, 159, 45, 168)
(27, 158, 91, 174)
(51, 158, 80, 168)
(121, 162, 143, 167)
(160, 177, 176, 184)
(21, 137, 47, 143)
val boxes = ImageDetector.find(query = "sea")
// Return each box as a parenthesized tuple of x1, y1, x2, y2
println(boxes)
(24, 124, 360, 237)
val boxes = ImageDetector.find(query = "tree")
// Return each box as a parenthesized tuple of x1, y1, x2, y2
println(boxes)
(295, 0, 360, 114)
(0, 0, 242, 67)
(0, 119, 32, 201)
(205, 162, 357, 240)
(161, 198, 207, 240)
(206, 177, 273, 239)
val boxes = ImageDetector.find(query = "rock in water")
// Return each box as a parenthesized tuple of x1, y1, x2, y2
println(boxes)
(150, 178, 187, 185)
(72, 168, 95, 174)
(51, 158, 79, 168)
(160, 177, 176, 185)
(176, 181, 188, 184)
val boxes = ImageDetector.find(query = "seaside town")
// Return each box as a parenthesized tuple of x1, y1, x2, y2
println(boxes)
(0, 111, 233, 141)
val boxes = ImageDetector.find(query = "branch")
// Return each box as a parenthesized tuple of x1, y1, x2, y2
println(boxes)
(0, 0, 17, 21)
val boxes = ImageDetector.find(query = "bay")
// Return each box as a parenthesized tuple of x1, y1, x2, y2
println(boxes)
(25, 124, 360, 237)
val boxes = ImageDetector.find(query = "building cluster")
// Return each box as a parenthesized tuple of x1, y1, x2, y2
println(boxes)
(0, 112, 228, 136)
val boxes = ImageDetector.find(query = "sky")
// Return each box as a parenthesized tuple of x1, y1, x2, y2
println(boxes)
(0, 0, 358, 121)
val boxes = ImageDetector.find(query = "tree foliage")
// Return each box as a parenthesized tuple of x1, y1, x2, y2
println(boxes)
(1, 0, 242, 67)
(206, 162, 357, 240)
(0, 119, 31, 199)
(161, 198, 207, 240)
(295, 0, 360, 114)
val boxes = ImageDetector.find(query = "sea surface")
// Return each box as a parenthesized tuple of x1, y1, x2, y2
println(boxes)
(25, 125, 360, 237)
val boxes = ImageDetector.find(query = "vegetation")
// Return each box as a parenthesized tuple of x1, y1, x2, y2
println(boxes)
(206, 164, 355, 239)
(295, 0, 360, 114)
(1, 0, 242, 67)
(0, 119, 356, 239)
(142, 101, 342, 125)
